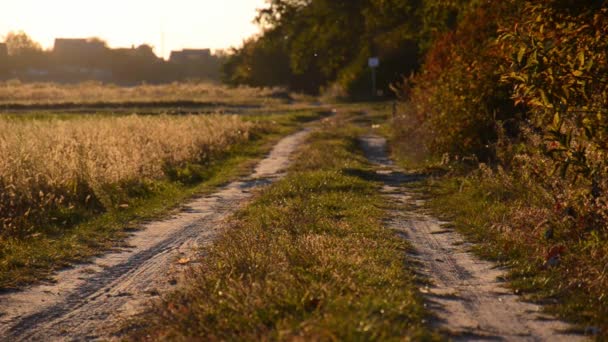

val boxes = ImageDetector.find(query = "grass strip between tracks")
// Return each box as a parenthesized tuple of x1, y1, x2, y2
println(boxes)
(131, 112, 437, 341)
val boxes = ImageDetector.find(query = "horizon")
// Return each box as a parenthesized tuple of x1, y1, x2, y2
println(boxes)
(0, 0, 266, 59)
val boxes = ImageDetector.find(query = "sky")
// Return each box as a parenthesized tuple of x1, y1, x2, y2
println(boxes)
(0, 0, 266, 59)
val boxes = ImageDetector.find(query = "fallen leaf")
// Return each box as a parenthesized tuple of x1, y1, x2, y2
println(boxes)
(177, 257, 191, 265)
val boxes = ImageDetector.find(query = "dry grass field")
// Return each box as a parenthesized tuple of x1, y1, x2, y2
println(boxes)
(0, 114, 253, 238)
(0, 80, 294, 106)
(0, 89, 325, 289)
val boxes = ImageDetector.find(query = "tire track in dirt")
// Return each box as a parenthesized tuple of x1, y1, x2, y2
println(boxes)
(359, 134, 584, 341)
(0, 128, 312, 341)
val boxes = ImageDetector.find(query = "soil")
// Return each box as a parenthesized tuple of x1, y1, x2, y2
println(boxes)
(359, 134, 584, 342)
(0, 128, 312, 341)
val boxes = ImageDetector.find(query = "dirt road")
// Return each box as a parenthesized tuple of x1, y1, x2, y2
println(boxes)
(0, 128, 312, 341)
(359, 134, 584, 341)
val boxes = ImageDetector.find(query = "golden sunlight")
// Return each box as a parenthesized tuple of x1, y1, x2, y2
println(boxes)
(0, 0, 265, 58)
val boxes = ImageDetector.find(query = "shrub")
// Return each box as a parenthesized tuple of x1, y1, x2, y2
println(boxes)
(394, 1, 521, 160)
(499, 2, 608, 233)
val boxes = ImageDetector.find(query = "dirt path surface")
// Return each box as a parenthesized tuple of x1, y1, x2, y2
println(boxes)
(359, 134, 584, 342)
(0, 128, 312, 341)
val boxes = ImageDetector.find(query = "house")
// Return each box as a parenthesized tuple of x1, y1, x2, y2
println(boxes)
(53, 38, 107, 64)
(54, 38, 106, 55)
(0, 43, 7, 59)
(169, 49, 211, 64)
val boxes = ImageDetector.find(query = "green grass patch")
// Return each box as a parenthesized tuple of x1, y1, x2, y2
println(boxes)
(129, 114, 437, 340)
(0, 109, 325, 290)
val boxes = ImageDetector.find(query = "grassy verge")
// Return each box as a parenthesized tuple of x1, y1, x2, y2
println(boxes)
(0, 109, 324, 290)
(413, 172, 607, 336)
(129, 112, 437, 340)
(381, 96, 607, 336)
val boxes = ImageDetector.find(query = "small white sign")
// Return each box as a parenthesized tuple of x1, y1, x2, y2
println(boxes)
(368, 57, 379, 68)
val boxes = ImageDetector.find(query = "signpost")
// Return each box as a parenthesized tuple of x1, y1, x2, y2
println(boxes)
(368, 57, 379, 97)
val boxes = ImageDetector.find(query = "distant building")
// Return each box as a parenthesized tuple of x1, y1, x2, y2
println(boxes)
(53, 38, 107, 63)
(0, 43, 8, 76)
(0, 43, 7, 58)
(169, 49, 211, 64)
(113, 45, 160, 64)
(112, 47, 136, 57)
(54, 38, 106, 54)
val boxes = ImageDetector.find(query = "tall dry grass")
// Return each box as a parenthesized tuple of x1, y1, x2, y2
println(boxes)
(0, 80, 288, 106)
(0, 114, 252, 237)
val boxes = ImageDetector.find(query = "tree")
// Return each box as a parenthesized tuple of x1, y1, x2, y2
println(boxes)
(223, 0, 425, 97)
(4, 31, 42, 56)
(3, 31, 45, 70)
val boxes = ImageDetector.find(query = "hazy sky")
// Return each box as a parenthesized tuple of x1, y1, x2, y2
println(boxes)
(0, 0, 266, 59)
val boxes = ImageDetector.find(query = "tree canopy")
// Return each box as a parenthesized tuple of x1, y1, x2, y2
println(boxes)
(223, 0, 450, 97)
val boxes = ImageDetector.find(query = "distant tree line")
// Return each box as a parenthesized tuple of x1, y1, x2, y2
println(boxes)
(221, 0, 467, 98)
(0, 31, 226, 84)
